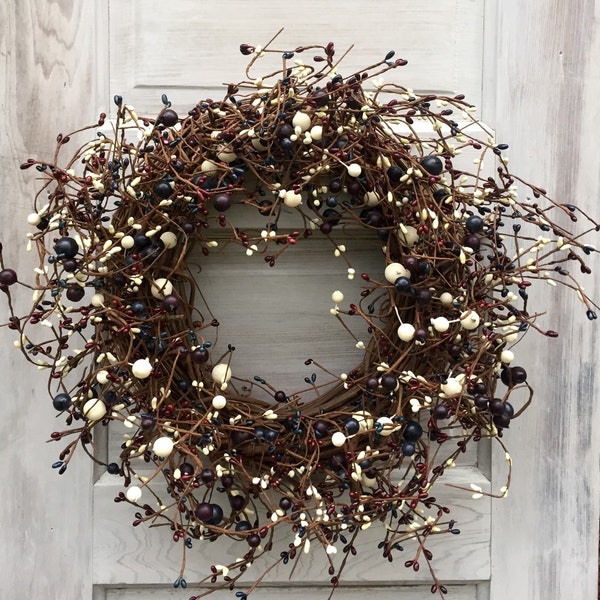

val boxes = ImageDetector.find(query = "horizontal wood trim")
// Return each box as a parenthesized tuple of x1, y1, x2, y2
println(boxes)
(93, 466, 490, 586)
(103, 583, 482, 599)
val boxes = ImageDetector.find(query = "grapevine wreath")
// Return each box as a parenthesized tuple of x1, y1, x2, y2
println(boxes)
(3, 35, 599, 598)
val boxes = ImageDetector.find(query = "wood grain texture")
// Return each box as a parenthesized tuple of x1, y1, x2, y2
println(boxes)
(93, 467, 490, 586)
(0, 2, 108, 599)
(109, 0, 485, 111)
(484, 1, 600, 599)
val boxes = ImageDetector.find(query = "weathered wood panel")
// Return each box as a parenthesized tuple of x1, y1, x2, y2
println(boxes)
(0, 2, 107, 600)
(484, 2, 600, 599)
(109, 0, 485, 112)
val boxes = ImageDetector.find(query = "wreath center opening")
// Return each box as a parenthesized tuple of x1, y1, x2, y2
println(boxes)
(194, 221, 384, 402)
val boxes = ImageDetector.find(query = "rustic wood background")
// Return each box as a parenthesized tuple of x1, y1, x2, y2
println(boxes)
(486, 1, 600, 599)
(0, 1, 598, 599)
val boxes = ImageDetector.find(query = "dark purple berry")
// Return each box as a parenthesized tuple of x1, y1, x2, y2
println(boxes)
(313, 420, 329, 437)
(0, 269, 18, 286)
(230, 430, 253, 446)
(160, 109, 178, 127)
(162, 294, 179, 311)
(473, 382, 487, 395)
(195, 502, 213, 522)
(311, 89, 329, 107)
(62, 259, 78, 273)
(213, 193, 232, 212)
(414, 328, 428, 342)
(220, 474, 234, 489)
(329, 178, 342, 193)
(276, 123, 293, 139)
(140, 415, 155, 430)
(179, 463, 195, 478)
(415, 289, 432, 304)
(191, 347, 209, 364)
(365, 377, 379, 392)
(66, 286, 85, 302)
(346, 179, 362, 196)
(361, 209, 384, 228)
(200, 468, 215, 483)
(279, 497, 293, 511)
(380, 374, 398, 391)
(510, 366, 527, 384)
(489, 398, 506, 416)
(274, 390, 287, 403)
(330, 450, 346, 469)
(463, 234, 481, 251)
(258, 200, 273, 216)
(501, 366, 527, 387)
(229, 495, 246, 512)
(493, 414, 511, 429)
(432, 405, 449, 420)
(414, 259, 430, 275)
(474, 395, 489, 410)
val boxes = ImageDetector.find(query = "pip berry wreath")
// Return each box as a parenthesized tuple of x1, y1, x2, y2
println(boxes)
(3, 34, 599, 598)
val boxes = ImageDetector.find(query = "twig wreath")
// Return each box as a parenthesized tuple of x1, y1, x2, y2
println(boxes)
(3, 32, 599, 598)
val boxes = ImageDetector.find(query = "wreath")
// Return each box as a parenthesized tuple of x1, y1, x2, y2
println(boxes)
(3, 34, 598, 598)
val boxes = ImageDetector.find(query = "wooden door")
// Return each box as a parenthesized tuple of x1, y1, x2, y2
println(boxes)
(0, 2, 598, 600)
(95, 2, 490, 599)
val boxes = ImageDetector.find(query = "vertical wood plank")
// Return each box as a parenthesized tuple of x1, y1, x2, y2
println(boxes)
(0, 2, 107, 599)
(484, 2, 600, 599)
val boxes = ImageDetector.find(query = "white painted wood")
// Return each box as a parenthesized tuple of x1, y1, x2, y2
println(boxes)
(93, 467, 490, 586)
(110, 0, 485, 111)
(0, 2, 108, 600)
(103, 585, 482, 600)
(484, 2, 600, 599)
